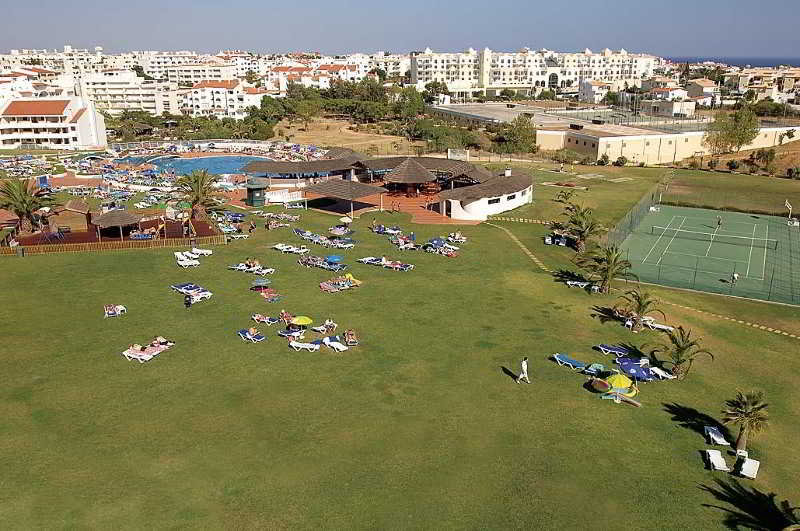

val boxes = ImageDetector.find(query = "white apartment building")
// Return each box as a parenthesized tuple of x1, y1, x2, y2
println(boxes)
(161, 62, 238, 86)
(687, 78, 721, 104)
(368, 53, 411, 79)
(578, 80, 611, 103)
(76, 70, 181, 116)
(411, 47, 657, 98)
(181, 80, 277, 119)
(0, 97, 106, 149)
(135, 51, 202, 79)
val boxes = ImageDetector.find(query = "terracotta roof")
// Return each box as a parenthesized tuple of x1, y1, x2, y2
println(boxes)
(317, 64, 346, 72)
(243, 87, 270, 94)
(28, 67, 57, 74)
(383, 158, 436, 184)
(192, 80, 239, 89)
(64, 199, 90, 214)
(691, 78, 716, 87)
(69, 108, 86, 123)
(2, 99, 70, 116)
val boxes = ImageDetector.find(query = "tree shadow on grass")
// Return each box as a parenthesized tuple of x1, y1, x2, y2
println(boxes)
(553, 269, 587, 284)
(700, 478, 800, 530)
(590, 305, 623, 325)
(662, 402, 731, 440)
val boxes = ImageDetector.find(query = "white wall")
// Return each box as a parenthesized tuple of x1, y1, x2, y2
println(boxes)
(445, 185, 533, 221)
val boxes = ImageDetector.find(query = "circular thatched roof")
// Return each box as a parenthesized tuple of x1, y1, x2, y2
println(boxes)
(383, 158, 437, 184)
(94, 210, 141, 228)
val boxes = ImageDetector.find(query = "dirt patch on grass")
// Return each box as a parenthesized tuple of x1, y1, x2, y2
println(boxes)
(273, 119, 424, 156)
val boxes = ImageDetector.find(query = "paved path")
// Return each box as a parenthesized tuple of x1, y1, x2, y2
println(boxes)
(487, 222, 799, 340)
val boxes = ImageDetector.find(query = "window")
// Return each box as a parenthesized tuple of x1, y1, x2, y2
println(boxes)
(507, 194, 516, 201)
(488, 198, 501, 205)
(521, 189, 527, 196)
(685, 138, 689, 143)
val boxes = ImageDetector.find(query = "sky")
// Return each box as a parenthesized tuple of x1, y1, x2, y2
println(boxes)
(2, 0, 798, 57)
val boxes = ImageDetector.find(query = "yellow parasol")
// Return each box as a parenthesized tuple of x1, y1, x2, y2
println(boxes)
(607, 373, 633, 389)
(290, 316, 313, 326)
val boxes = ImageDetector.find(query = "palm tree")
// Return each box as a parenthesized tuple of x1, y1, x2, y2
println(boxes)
(573, 245, 636, 293)
(566, 209, 604, 252)
(0, 178, 58, 234)
(175, 169, 222, 219)
(615, 288, 665, 332)
(722, 390, 769, 453)
(651, 326, 713, 379)
(555, 190, 575, 203)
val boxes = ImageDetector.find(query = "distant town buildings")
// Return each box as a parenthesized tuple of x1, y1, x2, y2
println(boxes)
(0, 97, 106, 149)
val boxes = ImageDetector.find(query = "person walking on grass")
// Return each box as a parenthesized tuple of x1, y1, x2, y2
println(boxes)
(717, 216, 722, 230)
(731, 272, 739, 285)
(516, 357, 531, 384)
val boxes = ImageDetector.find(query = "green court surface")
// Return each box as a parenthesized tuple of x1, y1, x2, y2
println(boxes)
(621, 205, 800, 305)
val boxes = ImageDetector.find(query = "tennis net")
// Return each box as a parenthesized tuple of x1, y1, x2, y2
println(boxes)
(650, 226, 779, 250)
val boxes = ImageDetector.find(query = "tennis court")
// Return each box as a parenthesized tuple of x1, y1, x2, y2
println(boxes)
(620, 205, 800, 305)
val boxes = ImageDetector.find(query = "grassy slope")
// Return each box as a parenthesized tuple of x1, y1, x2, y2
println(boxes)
(1, 194, 799, 527)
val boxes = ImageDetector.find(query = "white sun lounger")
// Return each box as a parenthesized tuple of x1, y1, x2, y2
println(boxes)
(228, 234, 249, 240)
(704, 426, 731, 446)
(122, 349, 155, 363)
(192, 247, 213, 256)
(736, 457, 760, 479)
(177, 258, 199, 268)
(183, 250, 200, 259)
(323, 337, 349, 352)
(289, 340, 320, 352)
(651, 366, 677, 380)
(704, 449, 731, 472)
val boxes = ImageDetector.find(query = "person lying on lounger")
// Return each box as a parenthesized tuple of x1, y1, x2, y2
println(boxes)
(248, 327, 259, 336)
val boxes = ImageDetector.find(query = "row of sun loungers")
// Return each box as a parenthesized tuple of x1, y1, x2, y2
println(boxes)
(552, 349, 677, 380)
(229, 263, 275, 275)
(298, 255, 348, 272)
(174, 250, 206, 268)
(273, 243, 309, 255)
(170, 282, 213, 302)
(357, 256, 414, 271)
(262, 212, 300, 222)
(293, 229, 355, 249)
(122, 337, 174, 363)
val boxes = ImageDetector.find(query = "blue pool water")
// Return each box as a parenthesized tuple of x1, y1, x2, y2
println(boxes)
(116, 155, 270, 175)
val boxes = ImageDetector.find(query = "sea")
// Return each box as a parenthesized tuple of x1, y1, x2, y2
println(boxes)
(668, 57, 800, 67)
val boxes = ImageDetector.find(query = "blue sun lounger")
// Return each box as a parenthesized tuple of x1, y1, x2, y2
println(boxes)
(238, 329, 265, 343)
(552, 353, 587, 371)
(597, 344, 630, 357)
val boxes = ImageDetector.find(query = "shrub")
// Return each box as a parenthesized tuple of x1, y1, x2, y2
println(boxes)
(688, 159, 701, 170)
(597, 154, 610, 166)
(638, 162, 646, 167)
(727, 160, 739, 171)
(547, 149, 582, 164)
(765, 162, 777, 175)
(580, 155, 595, 165)
(613, 156, 628, 167)
(708, 158, 718, 169)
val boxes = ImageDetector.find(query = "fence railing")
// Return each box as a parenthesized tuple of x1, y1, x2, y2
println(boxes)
(600, 181, 665, 248)
(0, 232, 226, 256)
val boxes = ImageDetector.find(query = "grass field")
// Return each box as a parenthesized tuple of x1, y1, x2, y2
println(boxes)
(2, 199, 799, 528)
(621, 205, 800, 305)
(275, 119, 424, 156)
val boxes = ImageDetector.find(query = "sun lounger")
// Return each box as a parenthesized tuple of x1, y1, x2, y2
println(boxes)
(104, 304, 122, 318)
(583, 363, 605, 376)
(552, 353, 587, 371)
(192, 247, 213, 256)
(704, 449, 731, 472)
(253, 267, 275, 275)
(704, 426, 731, 446)
(644, 321, 675, 332)
(237, 329, 265, 343)
(252, 314, 280, 326)
(228, 234, 249, 240)
(323, 337, 349, 352)
(123, 349, 155, 363)
(277, 329, 304, 339)
(597, 344, 630, 357)
(651, 366, 677, 380)
(289, 340, 320, 352)
(736, 457, 760, 479)
(183, 250, 200, 259)
(177, 258, 199, 268)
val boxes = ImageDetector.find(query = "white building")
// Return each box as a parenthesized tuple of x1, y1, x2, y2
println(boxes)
(0, 97, 106, 150)
(368, 53, 411, 79)
(687, 78, 721, 104)
(644, 99, 696, 117)
(76, 70, 181, 116)
(411, 47, 658, 98)
(438, 168, 533, 221)
(181, 80, 278, 119)
(160, 62, 237, 86)
(649, 87, 688, 101)
(579, 80, 611, 103)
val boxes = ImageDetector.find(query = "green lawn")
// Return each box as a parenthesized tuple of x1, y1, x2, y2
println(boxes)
(1, 202, 798, 528)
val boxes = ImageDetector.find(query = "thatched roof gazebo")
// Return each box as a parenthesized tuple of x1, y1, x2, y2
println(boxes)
(383, 158, 437, 184)
(93, 210, 142, 241)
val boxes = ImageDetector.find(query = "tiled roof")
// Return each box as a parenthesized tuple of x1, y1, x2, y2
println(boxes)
(2, 99, 70, 116)
(192, 80, 240, 89)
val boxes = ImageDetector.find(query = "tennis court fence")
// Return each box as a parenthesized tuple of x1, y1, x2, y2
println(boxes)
(601, 181, 664, 247)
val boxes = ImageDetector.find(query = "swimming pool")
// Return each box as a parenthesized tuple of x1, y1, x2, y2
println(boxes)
(116, 155, 270, 175)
